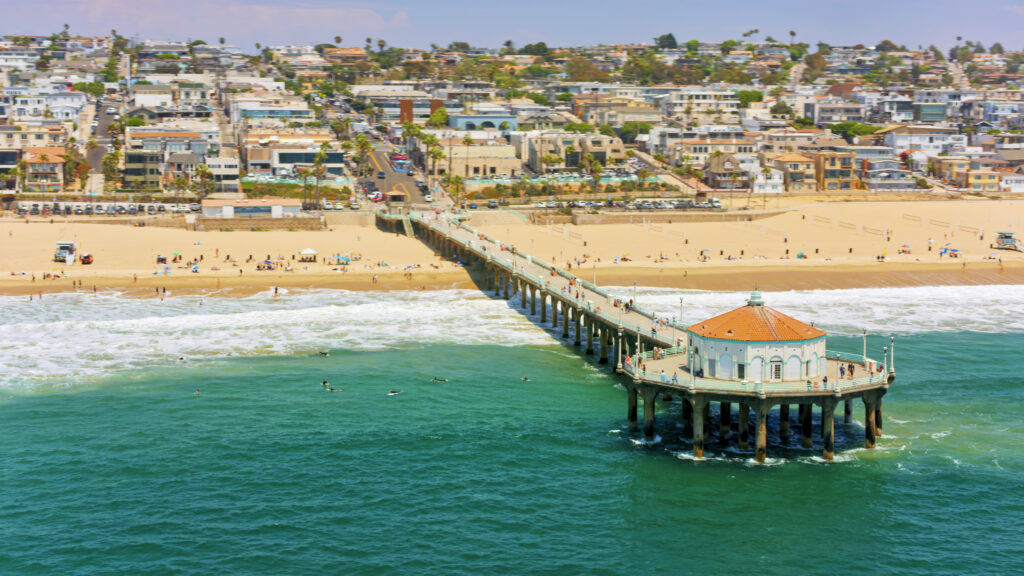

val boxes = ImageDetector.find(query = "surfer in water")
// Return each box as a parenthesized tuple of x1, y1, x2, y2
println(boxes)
(521, 376, 530, 382)
(431, 377, 448, 382)
(319, 351, 329, 357)
(322, 379, 329, 388)
(388, 390, 401, 396)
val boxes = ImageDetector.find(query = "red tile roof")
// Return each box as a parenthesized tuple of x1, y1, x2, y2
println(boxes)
(687, 300, 825, 342)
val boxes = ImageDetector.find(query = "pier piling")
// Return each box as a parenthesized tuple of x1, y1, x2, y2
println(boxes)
(800, 404, 813, 448)
(738, 402, 750, 449)
(755, 403, 768, 463)
(692, 397, 707, 458)
(823, 399, 836, 461)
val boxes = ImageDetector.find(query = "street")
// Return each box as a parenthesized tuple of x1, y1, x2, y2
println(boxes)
(363, 141, 427, 203)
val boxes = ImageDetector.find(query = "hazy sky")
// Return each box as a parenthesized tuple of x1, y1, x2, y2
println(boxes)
(2, 0, 1022, 51)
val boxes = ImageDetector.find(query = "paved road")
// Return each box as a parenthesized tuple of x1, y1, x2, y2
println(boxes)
(86, 98, 119, 174)
(364, 142, 426, 203)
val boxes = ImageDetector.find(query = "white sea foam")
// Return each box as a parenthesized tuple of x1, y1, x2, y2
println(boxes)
(611, 284, 1024, 335)
(3, 283, 1019, 389)
(0, 289, 554, 389)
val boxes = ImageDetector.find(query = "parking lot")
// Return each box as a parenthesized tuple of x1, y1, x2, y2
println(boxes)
(14, 201, 200, 217)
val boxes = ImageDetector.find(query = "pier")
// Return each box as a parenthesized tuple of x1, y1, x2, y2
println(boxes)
(381, 210, 895, 463)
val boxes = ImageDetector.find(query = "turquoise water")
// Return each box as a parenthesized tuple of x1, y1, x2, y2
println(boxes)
(2, 288, 1023, 574)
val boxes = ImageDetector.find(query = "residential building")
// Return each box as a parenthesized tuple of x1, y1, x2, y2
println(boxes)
(523, 131, 626, 172)
(880, 125, 968, 156)
(931, 156, 970, 181)
(803, 98, 866, 124)
(770, 153, 817, 193)
(123, 149, 163, 189)
(812, 151, 859, 191)
(953, 169, 1000, 192)
(912, 102, 947, 123)
(704, 153, 751, 191)
(22, 146, 65, 193)
(670, 138, 756, 167)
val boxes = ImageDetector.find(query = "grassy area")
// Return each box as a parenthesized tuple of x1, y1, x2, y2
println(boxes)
(242, 181, 351, 201)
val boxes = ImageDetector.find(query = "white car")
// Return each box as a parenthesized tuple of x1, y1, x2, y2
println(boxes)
(424, 194, 434, 202)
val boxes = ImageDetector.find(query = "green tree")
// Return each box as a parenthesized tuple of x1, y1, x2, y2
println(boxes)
(619, 121, 652, 143)
(598, 124, 616, 137)
(564, 122, 595, 133)
(770, 101, 795, 116)
(189, 164, 215, 199)
(653, 33, 678, 49)
(426, 106, 449, 128)
(519, 42, 551, 57)
(876, 39, 899, 52)
(735, 89, 764, 108)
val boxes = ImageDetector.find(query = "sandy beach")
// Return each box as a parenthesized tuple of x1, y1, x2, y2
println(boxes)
(2, 198, 1023, 296)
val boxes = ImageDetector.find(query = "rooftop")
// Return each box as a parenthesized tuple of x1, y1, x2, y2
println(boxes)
(687, 292, 826, 342)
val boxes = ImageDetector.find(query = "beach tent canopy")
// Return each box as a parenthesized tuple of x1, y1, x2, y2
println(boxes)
(300, 248, 318, 256)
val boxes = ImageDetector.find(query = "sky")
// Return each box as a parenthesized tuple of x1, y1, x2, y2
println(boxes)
(1, 0, 1022, 52)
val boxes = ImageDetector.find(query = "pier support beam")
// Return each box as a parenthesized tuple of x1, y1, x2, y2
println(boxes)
(642, 387, 658, 442)
(800, 403, 813, 448)
(737, 403, 749, 450)
(719, 402, 731, 437)
(529, 286, 536, 315)
(692, 396, 707, 458)
(755, 402, 768, 464)
(551, 296, 558, 328)
(681, 400, 693, 436)
(539, 290, 547, 323)
(823, 399, 837, 461)
(864, 394, 878, 449)
(561, 302, 570, 339)
(703, 401, 711, 437)
(503, 273, 510, 300)
(627, 384, 638, 431)
(573, 309, 582, 347)
(519, 278, 525, 308)
(875, 397, 883, 436)
(598, 325, 609, 364)
(844, 399, 853, 424)
(779, 404, 791, 442)
(585, 316, 594, 355)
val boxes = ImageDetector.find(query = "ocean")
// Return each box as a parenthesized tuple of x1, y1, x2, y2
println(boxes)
(1, 286, 1022, 575)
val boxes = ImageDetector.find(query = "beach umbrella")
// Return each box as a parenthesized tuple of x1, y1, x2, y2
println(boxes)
(173, 252, 181, 256)
(300, 248, 318, 256)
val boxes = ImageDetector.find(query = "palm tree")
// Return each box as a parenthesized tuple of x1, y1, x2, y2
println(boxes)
(334, 36, 342, 45)
(789, 30, 796, 44)
(540, 153, 560, 173)
(313, 143, 329, 205)
(428, 146, 445, 180)
(377, 39, 386, 53)
(189, 164, 214, 200)
(637, 168, 650, 189)
(171, 176, 188, 206)
(589, 160, 604, 191)
(296, 167, 312, 204)
(86, 139, 98, 152)
(219, 37, 225, 45)
(462, 135, 473, 179)
(564, 144, 576, 170)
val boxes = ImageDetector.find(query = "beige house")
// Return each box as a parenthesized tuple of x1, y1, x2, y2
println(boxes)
(671, 139, 756, 167)
(770, 153, 817, 193)
(525, 132, 626, 172)
(424, 140, 521, 178)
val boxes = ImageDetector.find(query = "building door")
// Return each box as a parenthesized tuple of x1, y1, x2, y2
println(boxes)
(770, 361, 783, 381)
(719, 354, 733, 379)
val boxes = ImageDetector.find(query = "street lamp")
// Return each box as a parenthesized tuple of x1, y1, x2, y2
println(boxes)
(862, 328, 867, 360)
(632, 280, 637, 305)
(592, 261, 596, 285)
(890, 336, 895, 372)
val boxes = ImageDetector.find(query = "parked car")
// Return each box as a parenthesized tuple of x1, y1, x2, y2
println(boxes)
(377, 171, 386, 179)
(487, 200, 499, 209)
(74, 206, 84, 215)
(468, 202, 478, 209)
(424, 194, 434, 203)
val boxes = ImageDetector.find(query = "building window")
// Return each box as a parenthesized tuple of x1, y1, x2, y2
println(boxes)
(770, 361, 782, 380)
(737, 364, 746, 380)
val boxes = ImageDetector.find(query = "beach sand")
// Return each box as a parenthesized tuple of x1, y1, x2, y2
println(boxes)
(3, 199, 1023, 296)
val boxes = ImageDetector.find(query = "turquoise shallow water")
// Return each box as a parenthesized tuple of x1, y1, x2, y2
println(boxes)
(2, 289, 1024, 574)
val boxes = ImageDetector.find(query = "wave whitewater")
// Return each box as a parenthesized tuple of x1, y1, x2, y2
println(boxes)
(3, 284, 1022, 389)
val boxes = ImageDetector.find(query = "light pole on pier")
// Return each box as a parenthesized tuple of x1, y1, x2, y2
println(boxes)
(862, 328, 867, 361)
(890, 336, 895, 373)
(632, 280, 637, 305)
(592, 261, 596, 285)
